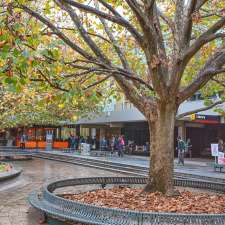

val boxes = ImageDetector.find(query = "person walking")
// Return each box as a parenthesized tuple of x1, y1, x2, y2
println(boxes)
(186, 138, 192, 158)
(20, 134, 27, 149)
(218, 139, 224, 152)
(110, 135, 115, 155)
(118, 135, 125, 157)
(177, 136, 185, 165)
(74, 135, 79, 151)
(91, 136, 96, 150)
(68, 134, 72, 150)
(70, 135, 76, 151)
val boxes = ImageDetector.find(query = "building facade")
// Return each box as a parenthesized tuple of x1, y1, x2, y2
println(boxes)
(76, 95, 225, 157)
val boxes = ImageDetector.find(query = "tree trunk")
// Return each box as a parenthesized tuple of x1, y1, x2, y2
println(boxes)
(144, 101, 178, 196)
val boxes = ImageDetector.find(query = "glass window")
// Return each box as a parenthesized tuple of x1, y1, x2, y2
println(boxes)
(61, 127, 76, 140)
(26, 128, 35, 141)
(80, 128, 89, 138)
(36, 128, 45, 141)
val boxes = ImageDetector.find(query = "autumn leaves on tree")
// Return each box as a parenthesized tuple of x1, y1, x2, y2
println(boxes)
(0, 0, 225, 195)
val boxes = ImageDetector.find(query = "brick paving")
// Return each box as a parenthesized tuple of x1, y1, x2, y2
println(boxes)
(0, 153, 223, 225)
(0, 158, 117, 225)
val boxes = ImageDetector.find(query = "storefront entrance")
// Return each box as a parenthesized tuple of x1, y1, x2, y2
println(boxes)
(186, 124, 225, 157)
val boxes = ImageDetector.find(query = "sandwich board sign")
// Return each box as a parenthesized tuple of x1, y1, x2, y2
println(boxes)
(218, 152, 225, 165)
(211, 144, 219, 157)
(46, 133, 53, 151)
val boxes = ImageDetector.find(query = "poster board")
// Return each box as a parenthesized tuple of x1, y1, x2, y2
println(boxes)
(46, 134, 53, 150)
(211, 144, 219, 157)
(218, 152, 225, 165)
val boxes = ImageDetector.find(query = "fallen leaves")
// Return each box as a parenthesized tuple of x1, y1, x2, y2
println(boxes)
(61, 186, 225, 214)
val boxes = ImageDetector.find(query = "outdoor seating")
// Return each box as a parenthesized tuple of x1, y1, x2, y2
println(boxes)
(29, 176, 225, 225)
(214, 163, 225, 172)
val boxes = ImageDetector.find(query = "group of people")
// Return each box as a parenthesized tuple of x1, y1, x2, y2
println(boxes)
(177, 137, 225, 165)
(68, 134, 126, 157)
(100, 135, 125, 157)
(68, 134, 97, 151)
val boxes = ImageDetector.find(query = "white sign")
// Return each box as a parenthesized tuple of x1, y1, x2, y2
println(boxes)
(218, 152, 225, 165)
(46, 134, 53, 142)
(211, 144, 219, 157)
(46, 134, 53, 151)
(81, 143, 90, 156)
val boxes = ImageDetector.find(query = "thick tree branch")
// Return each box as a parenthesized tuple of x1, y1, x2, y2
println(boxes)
(84, 75, 111, 90)
(212, 77, 225, 88)
(94, 1, 130, 71)
(94, 1, 155, 92)
(61, 0, 143, 47)
(97, 0, 121, 17)
(56, 0, 109, 64)
(63, 68, 98, 78)
(176, 100, 224, 119)
(182, 16, 225, 64)
(114, 73, 155, 115)
(157, 9, 175, 36)
(195, 0, 209, 11)
(115, 70, 154, 90)
(178, 50, 225, 103)
(19, 4, 95, 61)
(58, 27, 111, 43)
(174, 0, 184, 51)
(132, 1, 168, 98)
(182, 0, 197, 48)
(37, 69, 69, 92)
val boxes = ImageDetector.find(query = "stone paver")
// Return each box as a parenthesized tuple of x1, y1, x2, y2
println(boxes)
(0, 152, 223, 225)
(0, 158, 117, 225)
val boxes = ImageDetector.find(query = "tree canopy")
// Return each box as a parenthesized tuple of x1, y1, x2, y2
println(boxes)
(0, 1, 117, 128)
(0, 0, 224, 194)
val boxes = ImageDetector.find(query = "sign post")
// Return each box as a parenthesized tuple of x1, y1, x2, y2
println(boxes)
(46, 133, 53, 151)
(211, 143, 219, 164)
(218, 152, 225, 165)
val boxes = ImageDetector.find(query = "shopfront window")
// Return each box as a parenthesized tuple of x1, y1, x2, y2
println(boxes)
(61, 127, 76, 140)
(26, 128, 35, 141)
(36, 128, 46, 141)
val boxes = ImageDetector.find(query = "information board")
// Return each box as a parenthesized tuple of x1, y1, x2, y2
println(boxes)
(211, 144, 219, 157)
(46, 134, 53, 151)
(218, 152, 225, 165)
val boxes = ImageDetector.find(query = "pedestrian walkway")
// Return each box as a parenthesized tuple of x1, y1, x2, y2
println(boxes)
(43, 150, 225, 180)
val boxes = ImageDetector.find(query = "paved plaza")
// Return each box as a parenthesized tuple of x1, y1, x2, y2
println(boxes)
(0, 153, 224, 225)
(0, 158, 117, 225)
(44, 151, 225, 180)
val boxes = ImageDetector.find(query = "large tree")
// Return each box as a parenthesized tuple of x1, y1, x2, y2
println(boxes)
(2, 0, 225, 195)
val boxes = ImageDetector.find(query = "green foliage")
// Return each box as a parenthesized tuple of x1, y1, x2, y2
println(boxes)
(0, 0, 224, 129)
(0, 1, 115, 128)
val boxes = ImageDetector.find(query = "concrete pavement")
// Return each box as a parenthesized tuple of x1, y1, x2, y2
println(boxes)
(42, 150, 225, 180)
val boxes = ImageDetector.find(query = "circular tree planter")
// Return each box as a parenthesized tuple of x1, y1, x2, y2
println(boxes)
(29, 177, 225, 225)
(0, 155, 33, 161)
(0, 150, 33, 161)
(0, 163, 22, 182)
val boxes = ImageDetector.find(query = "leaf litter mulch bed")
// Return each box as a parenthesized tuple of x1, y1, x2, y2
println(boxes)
(61, 186, 225, 214)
